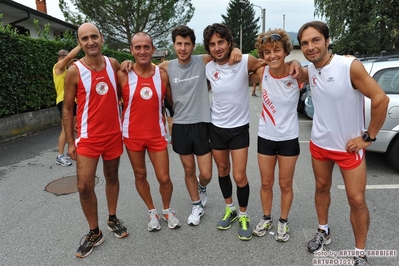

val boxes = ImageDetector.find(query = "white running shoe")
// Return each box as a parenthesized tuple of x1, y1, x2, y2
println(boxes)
(252, 216, 273, 237)
(55, 155, 72, 167)
(162, 209, 181, 229)
(147, 209, 161, 232)
(187, 204, 204, 226)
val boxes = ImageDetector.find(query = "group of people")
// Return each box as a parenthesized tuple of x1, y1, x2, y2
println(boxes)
(56, 20, 388, 266)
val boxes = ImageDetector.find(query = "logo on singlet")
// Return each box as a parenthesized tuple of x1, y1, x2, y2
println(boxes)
(96, 82, 109, 95)
(311, 75, 318, 87)
(211, 70, 220, 81)
(284, 80, 294, 89)
(140, 87, 153, 100)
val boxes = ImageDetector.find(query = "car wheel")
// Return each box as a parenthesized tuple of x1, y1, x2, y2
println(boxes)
(386, 136, 399, 171)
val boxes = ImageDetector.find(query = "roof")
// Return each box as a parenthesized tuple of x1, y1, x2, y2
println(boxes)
(0, 0, 77, 33)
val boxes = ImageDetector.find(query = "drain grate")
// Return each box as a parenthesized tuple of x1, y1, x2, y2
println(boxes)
(45, 175, 99, 196)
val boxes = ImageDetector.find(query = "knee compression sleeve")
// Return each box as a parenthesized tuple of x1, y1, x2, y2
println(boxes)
(237, 183, 250, 208)
(218, 175, 232, 199)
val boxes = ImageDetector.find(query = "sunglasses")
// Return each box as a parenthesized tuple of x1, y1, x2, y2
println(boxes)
(261, 34, 282, 43)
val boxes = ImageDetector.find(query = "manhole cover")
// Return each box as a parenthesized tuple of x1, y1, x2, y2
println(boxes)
(45, 175, 99, 196)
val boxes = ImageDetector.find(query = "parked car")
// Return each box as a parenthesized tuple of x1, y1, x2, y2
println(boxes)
(303, 56, 399, 170)
(363, 57, 399, 171)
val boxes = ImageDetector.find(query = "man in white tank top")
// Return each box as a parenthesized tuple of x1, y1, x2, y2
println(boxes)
(203, 23, 266, 241)
(297, 21, 389, 265)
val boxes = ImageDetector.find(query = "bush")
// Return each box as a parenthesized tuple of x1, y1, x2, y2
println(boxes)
(0, 25, 133, 118)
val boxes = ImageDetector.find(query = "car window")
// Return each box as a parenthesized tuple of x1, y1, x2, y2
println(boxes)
(372, 67, 399, 94)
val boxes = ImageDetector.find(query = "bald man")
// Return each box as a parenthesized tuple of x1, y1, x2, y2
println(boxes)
(63, 23, 128, 258)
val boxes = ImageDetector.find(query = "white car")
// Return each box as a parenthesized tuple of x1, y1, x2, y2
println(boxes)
(362, 58, 399, 171)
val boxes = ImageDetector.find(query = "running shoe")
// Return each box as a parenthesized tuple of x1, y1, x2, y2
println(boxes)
(217, 206, 238, 230)
(148, 209, 161, 232)
(199, 187, 208, 207)
(187, 204, 204, 226)
(76, 230, 104, 258)
(107, 218, 128, 238)
(55, 154, 72, 166)
(354, 255, 369, 266)
(275, 220, 290, 242)
(252, 216, 273, 237)
(238, 215, 252, 241)
(162, 209, 182, 229)
(306, 228, 331, 253)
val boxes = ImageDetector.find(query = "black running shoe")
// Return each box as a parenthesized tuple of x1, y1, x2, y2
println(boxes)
(354, 255, 369, 266)
(107, 218, 129, 238)
(76, 230, 105, 258)
(306, 228, 331, 253)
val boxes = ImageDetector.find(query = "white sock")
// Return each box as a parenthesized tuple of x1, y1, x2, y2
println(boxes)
(319, 224, 329, 234)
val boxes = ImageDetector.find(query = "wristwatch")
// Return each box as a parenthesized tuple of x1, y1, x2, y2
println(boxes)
(362, 131, 376, 142)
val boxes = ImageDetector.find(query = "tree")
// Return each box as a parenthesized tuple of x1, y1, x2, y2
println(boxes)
(221, 0, 260, 54)
(314, 0, 399, 55)
(59, 0, 195, 51)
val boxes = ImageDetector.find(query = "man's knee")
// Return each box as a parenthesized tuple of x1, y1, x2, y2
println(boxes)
(347, 194, 367, 210)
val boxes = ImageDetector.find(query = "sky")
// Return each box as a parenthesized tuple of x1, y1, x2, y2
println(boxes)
(15, 0, 322, 37)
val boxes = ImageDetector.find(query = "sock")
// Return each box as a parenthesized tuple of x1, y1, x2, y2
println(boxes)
(239, 211, 247, 217)
(319, 224, 329, 234)
(109, 214, 117, 221)
(198, 183, 207, 191)
(227, 203, 235, 211)
(218, 175, 232, 199)
(263, 215, 272, 220)
(163, 208, 171, 213)
(193, 200, 201, 206)
(237, 183, 250, 207)
(279, 217, 288, 223)
(90, 227, 100, 235)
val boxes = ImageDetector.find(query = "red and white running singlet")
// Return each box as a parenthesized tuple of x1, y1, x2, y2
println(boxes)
(121, 65, 166, 139)
(74, 56, 121, 138)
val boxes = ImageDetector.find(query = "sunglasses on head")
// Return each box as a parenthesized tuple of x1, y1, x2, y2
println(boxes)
(261, 34, 282, 43)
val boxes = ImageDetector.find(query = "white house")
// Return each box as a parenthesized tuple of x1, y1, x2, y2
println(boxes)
(0, 0, 77, 39)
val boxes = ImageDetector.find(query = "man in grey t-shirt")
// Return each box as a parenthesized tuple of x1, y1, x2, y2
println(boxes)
(158, 25, 242, 226)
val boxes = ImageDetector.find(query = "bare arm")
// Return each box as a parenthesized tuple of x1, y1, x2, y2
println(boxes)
(345, 59, 390, 153)
(249, 67, 264, 83)
(351, 60, 389, 138)
(54, 45, 81, 75)
(62, 65, 78, 160)
(201, 47, 242, 65)
(248, 55, 265, 73)
(158, 61, 169, 72)
(160, 68, 173, 106)
(286, 60, 303, 79)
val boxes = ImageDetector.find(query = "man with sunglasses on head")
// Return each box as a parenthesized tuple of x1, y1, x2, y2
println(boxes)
(297, 21, 389, 265)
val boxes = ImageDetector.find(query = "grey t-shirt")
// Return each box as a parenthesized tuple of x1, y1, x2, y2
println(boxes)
(167, 55, 211, 124)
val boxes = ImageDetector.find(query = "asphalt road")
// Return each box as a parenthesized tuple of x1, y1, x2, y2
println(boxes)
(1, 89, 398, 266)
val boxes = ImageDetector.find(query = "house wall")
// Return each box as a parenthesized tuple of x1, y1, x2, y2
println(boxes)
(2, 16, 58, 39)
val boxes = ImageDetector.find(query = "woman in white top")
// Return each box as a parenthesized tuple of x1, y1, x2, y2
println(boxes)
(249, 29, 307, 242)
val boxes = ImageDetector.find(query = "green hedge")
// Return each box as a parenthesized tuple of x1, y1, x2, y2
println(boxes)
(0, 31, 133, 118)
